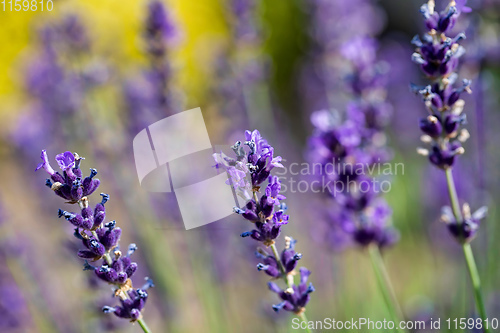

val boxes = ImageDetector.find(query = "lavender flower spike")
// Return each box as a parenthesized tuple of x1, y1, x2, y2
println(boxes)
(214, 131, 314, 328)
(36, 150, 154, 332)
(411, 1, 489, 329)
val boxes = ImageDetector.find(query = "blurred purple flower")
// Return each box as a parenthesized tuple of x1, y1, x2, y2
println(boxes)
(307, 33, 398, 249)
(145, 0, 179, 56)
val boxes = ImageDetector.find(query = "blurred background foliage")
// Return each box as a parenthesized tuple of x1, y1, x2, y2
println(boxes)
(0, 0, 500, 332)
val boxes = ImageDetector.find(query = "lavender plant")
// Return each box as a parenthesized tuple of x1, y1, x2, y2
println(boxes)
(302, 0, 385, 113)
(411, 0, 489, 329)
(214, 130, 315, 330)
(124, 0, 180, 135)
(301, 1, 408, 323)
(11, 15, 91, 156)
(307, 36, 405, 329)
(211, 0, 271, 140)
(36, 150, 154, 333)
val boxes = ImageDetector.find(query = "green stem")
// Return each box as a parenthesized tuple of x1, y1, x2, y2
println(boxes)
(137, 318, 152, 333)
(270, 243, 287, 282)
(299, 312, 312, 333)
(445, 169, 489, 332)
(368, 245, 406, 333)
(445, 169, 462, 221)
(463, 244, 489, 332)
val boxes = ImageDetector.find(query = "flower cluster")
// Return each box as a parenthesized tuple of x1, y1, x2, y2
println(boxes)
(214, 130, 314, 315)
(124, 0, 180, 136)
(411, 0, 487, 243)
(144, 0, 178, 57)
(302, 0, 385, 113)
(230, 0, 258, 41)
(412, 0, 472, 170)
(36, 150, 153, 322)
(11, 15, 95, 155)
(308, 37, 398, 250)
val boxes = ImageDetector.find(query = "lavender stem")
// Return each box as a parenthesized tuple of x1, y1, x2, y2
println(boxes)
(368, 245, 406, 333)
(137, 318, 152, 333)
(445, 169, 462, 222)
(462, 244, 489, 332)
(298, 312, 312, 333)
(445, 169, 489, 331)
(270, 243, 287, 280)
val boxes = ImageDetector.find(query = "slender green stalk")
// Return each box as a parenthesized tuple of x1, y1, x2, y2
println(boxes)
(445, 169, 489, 332)
(445, 169, 462, 221)
(298, 312, 312, 333)
(137, 318, 152, 333)
(368, 245, 406, 333)
(463, 244, 489, 332)
(271, 243, 287, 280)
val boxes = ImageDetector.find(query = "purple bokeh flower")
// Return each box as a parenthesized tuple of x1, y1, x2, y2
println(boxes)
(307, 35, 397, 250)
(300, 0, 386, 113)
(124, 0, 182, 137)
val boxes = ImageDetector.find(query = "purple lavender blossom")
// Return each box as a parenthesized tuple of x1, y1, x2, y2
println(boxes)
(124, 0, 180, 136)
(306, 27, 398, 250)
(308, 113, 397, 248)
(256, 238, 302, 278)
(103, 278, 154, 321)
(412, 0, 488, 243)
(300, 0, 386, 113)
(35, 150, 56, 175)
(55, 151, 76, 171)
(441, 204, 487, 243)
(244, 130, 284, 187)
(268, 267, 315, 315)
(145, 0, 179, 56)
(37, 151, 100, 203)
(36, 150, 153, 325)
(214, 131, 314, 316)
(230, 0, 258, 41)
